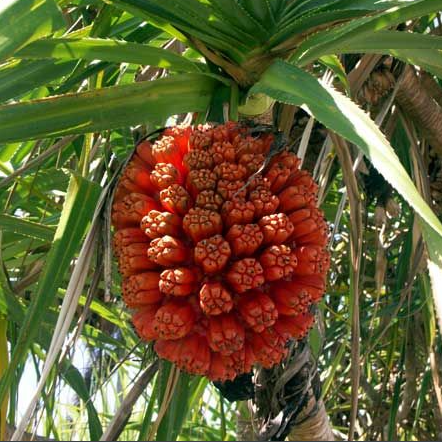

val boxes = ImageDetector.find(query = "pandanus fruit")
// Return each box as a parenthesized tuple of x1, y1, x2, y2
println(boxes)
(112, 122, 330, 381)
(199, 282, 233, 315)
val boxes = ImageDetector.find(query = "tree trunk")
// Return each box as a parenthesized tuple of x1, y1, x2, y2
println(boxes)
(236, 343, 334, 441)
(396, 65, 442, 155)
(236, 372, 334, 442)
(5, 424, 54, 442)
(287, 400, 334, 441)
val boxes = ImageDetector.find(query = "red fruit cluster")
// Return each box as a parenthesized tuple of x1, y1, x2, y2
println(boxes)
(112, 122, 330, 382)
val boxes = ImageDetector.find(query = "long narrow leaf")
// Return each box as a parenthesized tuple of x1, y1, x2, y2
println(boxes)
(12, 206, 100, 441)
(291, 0, 442, 65)
(339, 30, 442, 51)
(0, 0, 64, 61)
(0, 279, 7, 319)
(0, 317, 7, 441)
(16, 38, 205, 72)
(328, 0, 417, 10)
(238, 0, 275, 28)
(0, 74, 218, 143)
(334, 31, 442, 78)
(270, 9, 370, 48)
(105, 0, 253, 60)
(0, 271, 103, 439)
(156, 373, 191, 441)
(251, 60, 442, 238)
(62, 364, 103, 440)
(206, 0, 269, 39)
(0, 59, 76, 103)
(0, 173, 101, 406)
(422, 225, 442, 334)
(0, 214, 55, 242)
(280, 0, 354, 24)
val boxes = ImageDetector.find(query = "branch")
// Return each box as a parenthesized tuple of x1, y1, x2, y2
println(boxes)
(330, 134, 363, 442)
(5, 424, 55, 442)
(100, 360, 159, 441)
(0, 136, 78, 190)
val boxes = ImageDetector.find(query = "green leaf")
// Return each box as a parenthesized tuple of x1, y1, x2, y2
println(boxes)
(319, 54, 350, 95)
(339, 30, 442, 51)
(251, 60, 442, 239)
(412, 369, 431, 433)
(321, 341, 346, 398)
(0, 73, 218, 143)
(421, 223, 442, 335)
(0, 316, 7, 441)
(0, 232, 19, 318)
(280, 0, 359, 23)
(0, 237, 45, 262)
(291, 0, 442, 65)
(105, 1, 189, 46)
(0, 214, 55, 241)
(90, 4, 121, 38)
(111, 20, 162, 43)
(77, 293, 131, 331)
(206, 0, 269, 40)
(0, 59, 76, 103)
(0, 295, 6, 320)
(0, 173, 101, 406)
(0, 0, 64, 61)
(156, 372, 192, 441)
(387, 337, 406, 440)
(16, 37, 206, 72)
(382, 49, 442, 79)
(52, 61, 109, 96)
(328, 0, 416, 10)
(61, 363, 103, 440)
(81, 324, 128, 349)
(334, 31, 442, 78)
(104, 0, 253, 62)
(270, 9, 370, 48)
(238, 0, 275, 28)
(286, 0, 409, 18)
(0, 270, 103, 439)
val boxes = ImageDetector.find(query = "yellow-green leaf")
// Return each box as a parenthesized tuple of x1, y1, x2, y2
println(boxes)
(0, 0, 64, 61)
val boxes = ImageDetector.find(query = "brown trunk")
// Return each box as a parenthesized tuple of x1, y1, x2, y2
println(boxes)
(396, 66, 442, 155)
(100, 361, 159, 441)
(239, 344, 334, 441)
(236, 390, 334, 442)
(420, 71, 442, 108)
(287, 400, 334, 441)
